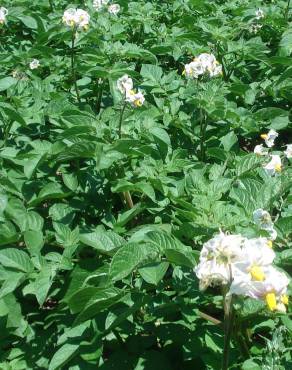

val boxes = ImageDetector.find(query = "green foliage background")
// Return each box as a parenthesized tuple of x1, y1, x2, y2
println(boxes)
(0, 0, 291, 369)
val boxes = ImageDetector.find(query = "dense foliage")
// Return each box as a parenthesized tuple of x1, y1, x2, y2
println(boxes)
(0, 0, 291, 369)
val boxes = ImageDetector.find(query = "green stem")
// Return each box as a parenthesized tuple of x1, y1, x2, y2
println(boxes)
(285, 0, 290, 20)
(118, 101, 127, 139)
(117, 100, 134, 209)
(199, 108, 207, 161)
(96, 79, 104, 114)
(222, 292, 234, 370)
(49, 0, 53, 11)
(198, 310, 222, 326)
(71, 30, 81, 103)
(2, 120, 13, 148)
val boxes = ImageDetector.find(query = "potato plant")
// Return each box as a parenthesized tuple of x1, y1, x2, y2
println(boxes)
(0, 0, 291, 369)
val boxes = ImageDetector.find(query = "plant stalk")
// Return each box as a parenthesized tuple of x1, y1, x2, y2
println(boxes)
(222, 292, 234, 370)
(71, 29, 81, 103)
(222, 264, 234, 370)
(118, 100, 134, 209)
(118, 101, 127, 139)
(285, 0, 291, 20)
(199, 108, 207, 161)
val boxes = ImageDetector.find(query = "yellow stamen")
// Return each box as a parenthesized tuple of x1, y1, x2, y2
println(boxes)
(250, 265, 265, 281)
(182, 70, 186, 76)
(265, 292, 277, 311)
(267, 240, 273, 248)
(69, 20, 75, 27)
(260, 134, 268, 139)
(281, 294, 289, 305)
(134, 99, 142, 107)
(275, 164, 282, 173)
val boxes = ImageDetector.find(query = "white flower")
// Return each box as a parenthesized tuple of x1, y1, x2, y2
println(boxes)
(108, 4, 120, 15)
(184, 53, 222, 79)
(255, 8, 264, 20)
(117, 74, 133, 95)
(254, 144, 268, 156)
(250, 24, 262, 34)
(231, 238, 275, 287)
(264, 155, 282, 176)
(196, 53, 216, 70)
(231, 266, 289, 312)
(260, 129, 278, 147)
(29, 59, 40, 70)
(125, 89, 145, 108)
(62, 8, 90, 30)
(76, 9, 90, 28)
(0, 6, 8, 24)
(267, 227, 277, 241)
(209, 64, 222, 77)
(284, 144, 292, 159)
(93, 0, 109, 10)
(194, 232, 245, 290)
(252, 209, 277, 242)
(184, 60, 205, 79)
(253, 209, 273, 230)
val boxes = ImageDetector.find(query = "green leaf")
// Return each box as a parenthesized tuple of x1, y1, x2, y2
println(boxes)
(149, 127, 171, 159)
(62, 173, 78, 191)
(24, 230, 44, 255)
(109, 243, 159, 282)
(220, 131, 238, 151)
(68, 287, 127, 324)
(0, 77, 17, 92)
(164, 249, 197, 268)
(138, 261, 169, 285)
(80, 230, 125, 255)
(141, 64, 163, 85)
(0, 248, 33, 273)
(48, 343, 79, 370)
(242, 359, 261, 370)
(19, 15, 38, 29)
(235, 154, 264, 177)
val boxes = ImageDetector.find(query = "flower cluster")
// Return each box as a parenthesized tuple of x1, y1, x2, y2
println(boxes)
(93, 0, 120, 14)
(195, 231, 290, 313)
(184, 53, 222, 79)
(249, 8, 264, 34)
(0, 6, 8, 24)
(29, 59, 40, 70)
(62, 8, 90, 30)
(117, 74, 145, 108)
(254, 129, 290, 176)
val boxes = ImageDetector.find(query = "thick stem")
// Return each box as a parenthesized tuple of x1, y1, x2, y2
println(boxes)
(123, 191, 134, 209)
(71, 30, 81, 103)
(222, 293, 234, 370)
(222, 264, 234, 370)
